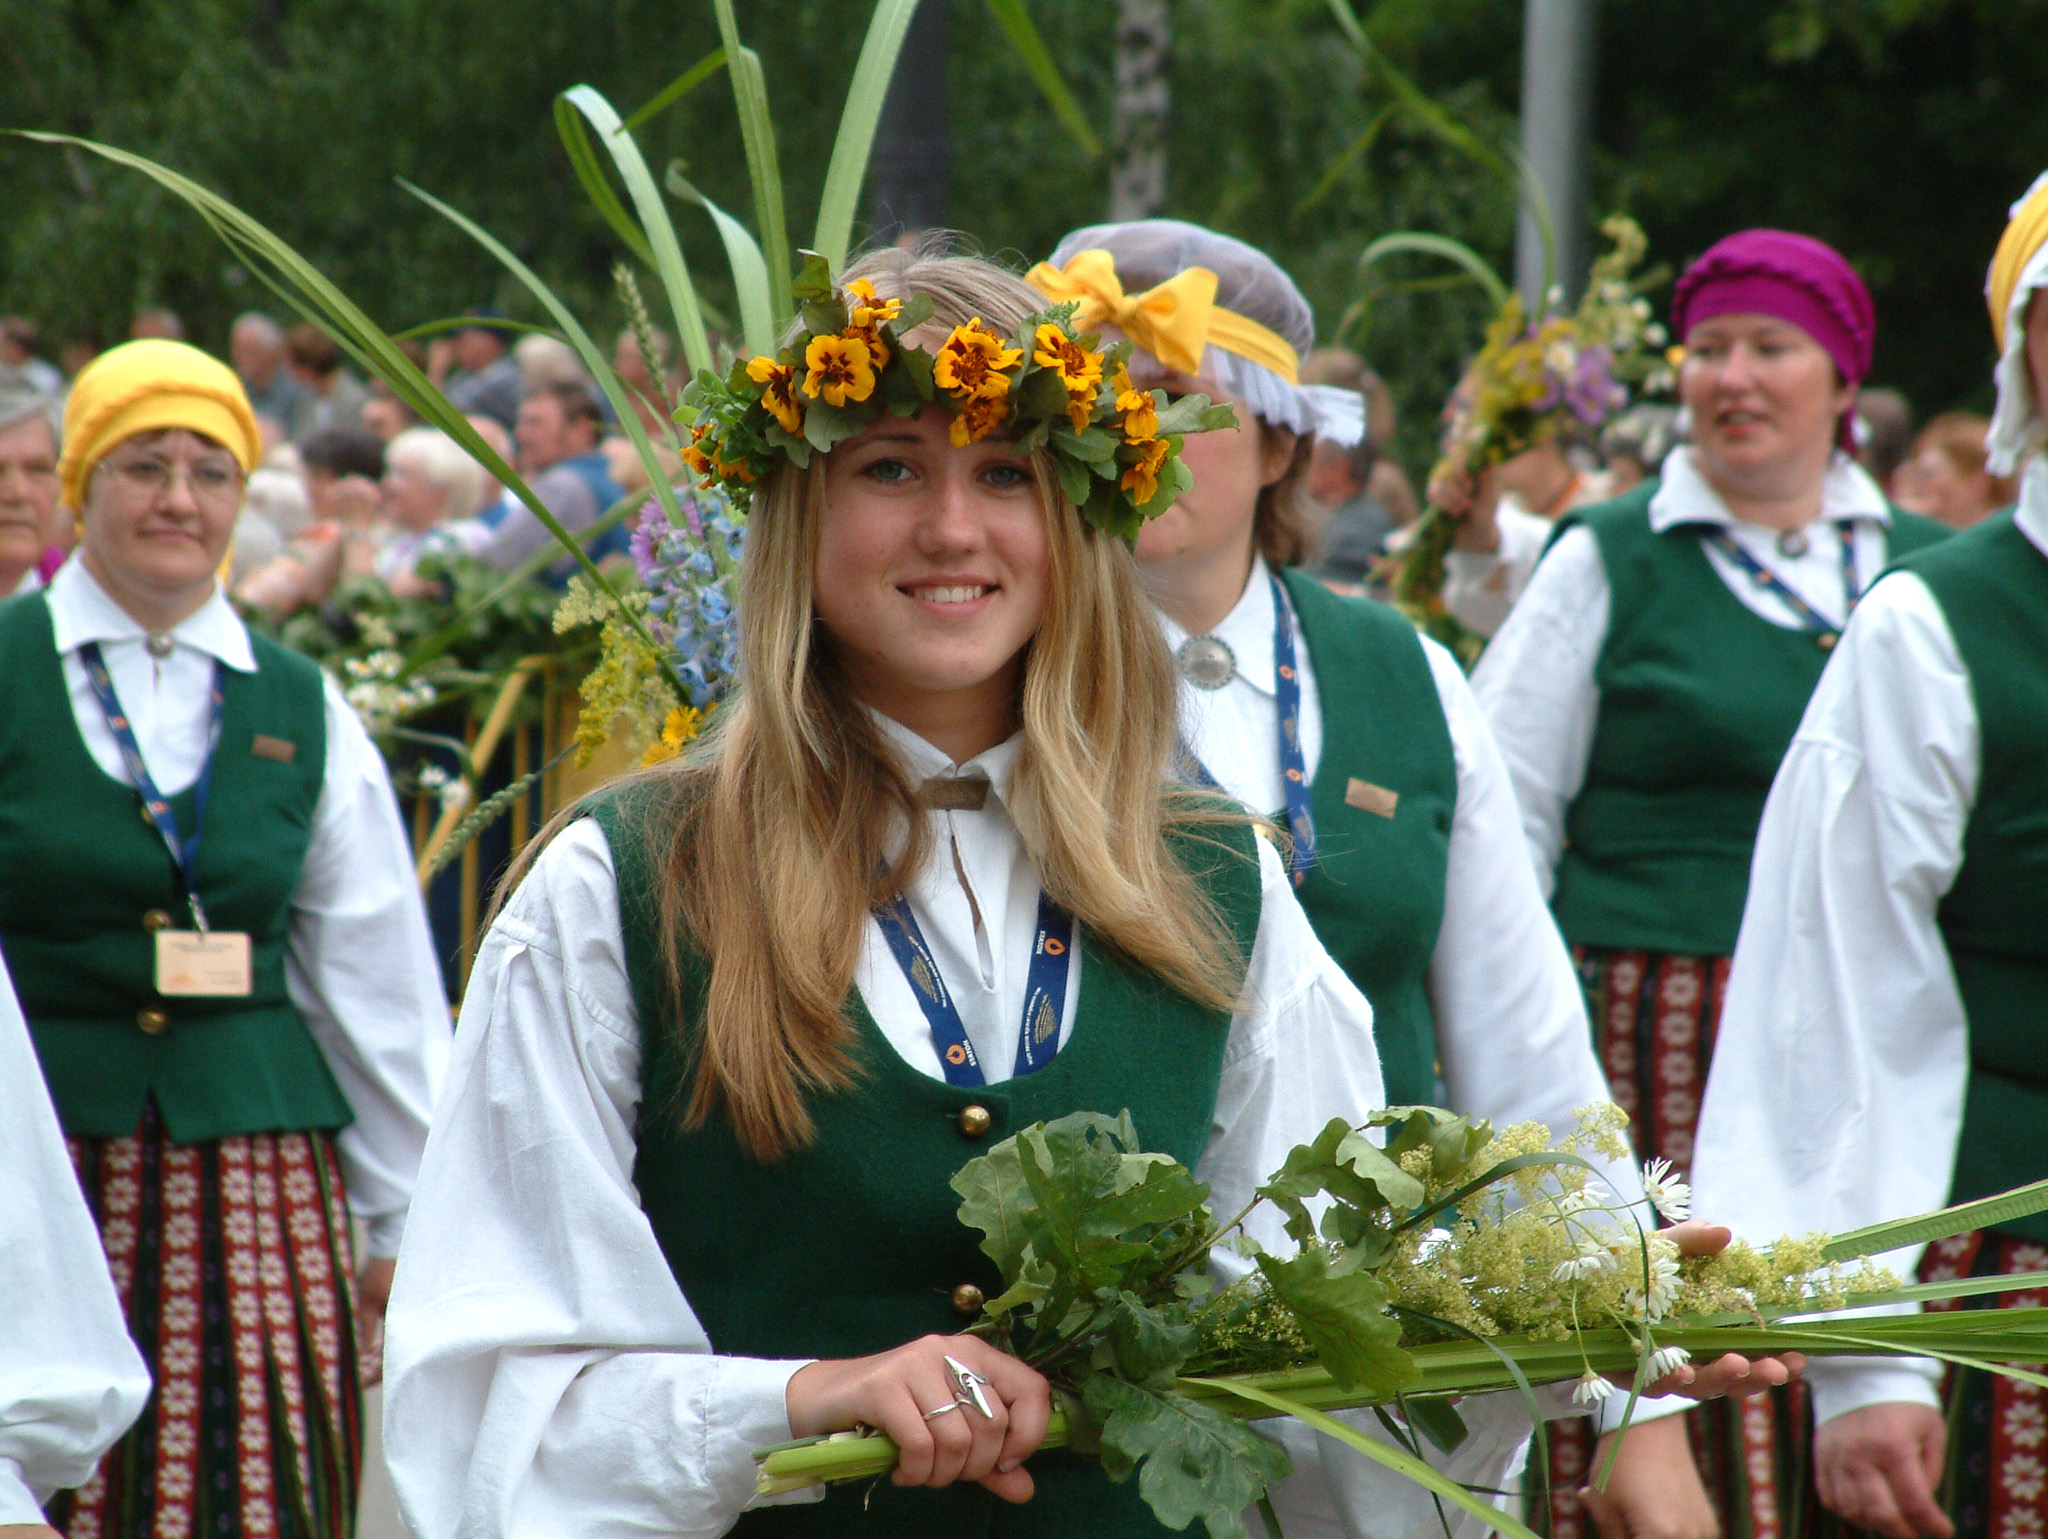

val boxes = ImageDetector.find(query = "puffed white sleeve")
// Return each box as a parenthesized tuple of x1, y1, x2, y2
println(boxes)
(0, 954, 151, 1524)
(285, 676, 452, 1257)
(1469, 524, 1610, 896)
(1441, 503, 1554, 639)
(1692, 572, 1977, 1425)
(381, 818, 809, 1539)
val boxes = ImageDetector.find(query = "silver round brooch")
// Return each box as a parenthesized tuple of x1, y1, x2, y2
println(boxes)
(1176, 635, 1237, 691)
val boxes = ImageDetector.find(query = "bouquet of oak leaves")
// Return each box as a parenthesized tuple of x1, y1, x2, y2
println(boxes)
(755, 1104, 2048, 1539)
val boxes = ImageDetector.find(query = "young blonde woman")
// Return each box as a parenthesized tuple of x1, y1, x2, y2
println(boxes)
(1028, 222, 1716, 1539)
(384, 248, 1788, 1539)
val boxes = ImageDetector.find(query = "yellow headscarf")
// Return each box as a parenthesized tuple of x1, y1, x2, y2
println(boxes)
(1025, 249, 1302, 384)
(1989, 173, 2048, 353)
(59, 339, 263, 513)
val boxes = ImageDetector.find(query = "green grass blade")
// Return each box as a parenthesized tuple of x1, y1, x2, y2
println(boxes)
(1294, 105, 1395, 221)
(1323, 0, 1367, 50)
(553, 97, 660, 271)
(1184, 1377, 1544, 1539)
(622, 47, 728, 131)
(1359, 233, 1510, 311)
(1822, 1180, 2048, 1263)
(711, 0, 791, 326)
(558, 85, 715, 376)
(983, 0, 1103, 159)
(814, 0, 924, 274)
(666, 164, 776, 357)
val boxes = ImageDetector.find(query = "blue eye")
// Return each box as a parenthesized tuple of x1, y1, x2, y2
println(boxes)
(981, 462, 1033, 491)
(862, 457, 915, 484)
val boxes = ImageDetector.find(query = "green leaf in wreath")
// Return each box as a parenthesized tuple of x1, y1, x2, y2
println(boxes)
(1400, 1392, 1472, 1455)
(1091, 1291, 1202, 1389)
(1255, 1246, 1417, 1395)
(952, 1135, 1037, 1282)
(791, 250, 835, 305)
(800, 397, 869, 454)
(1256, 1118, 1424, 1246)
(1083, 1373, 1292, 1539)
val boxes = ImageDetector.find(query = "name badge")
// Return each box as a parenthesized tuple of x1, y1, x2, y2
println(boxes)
(155, 931, 254, 997)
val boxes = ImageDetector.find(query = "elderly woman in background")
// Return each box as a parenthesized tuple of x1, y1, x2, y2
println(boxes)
(1892, 411, 2017, 529)
(0, 339, 449, 1539)
(1472, 231, 1949, 1539)
(0, 385, 62, 599)
(376, 425, 485, 596)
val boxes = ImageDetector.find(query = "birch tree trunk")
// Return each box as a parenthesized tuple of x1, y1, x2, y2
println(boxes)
(1108, 0, 1169, 220)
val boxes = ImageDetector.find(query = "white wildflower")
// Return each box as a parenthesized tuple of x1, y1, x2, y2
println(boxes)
(1641, 1158, 1692, 1223)
(1572, 1371, 1615, 1406)
(1623, 1245, 1683, 1323)
(1645, 1344, 1692, 1381)
(1553, 1237, 1620, 1281)
(416, 764, 451, 792)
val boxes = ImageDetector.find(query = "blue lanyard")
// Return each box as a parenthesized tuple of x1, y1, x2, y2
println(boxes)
(78, 641, 225, 931)
(1181, 573, 1318, 884)
(1699, 522, 1862, 643)
(873, 889, 1074, 1086)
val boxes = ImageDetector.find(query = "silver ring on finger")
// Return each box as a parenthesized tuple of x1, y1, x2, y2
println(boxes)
(922, 1400, 964, 1421)
(943, 1355, 995, 1418)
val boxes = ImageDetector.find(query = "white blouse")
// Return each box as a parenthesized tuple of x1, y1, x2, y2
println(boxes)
(1471, 447, 1898, 893)
(1160, 561, 1656, 1447)
(1693, 461, 2048, 1427)
(39, 557, 450, 1255)
(0, 953, 152, 1525)
(380, 717, 1448, 1539)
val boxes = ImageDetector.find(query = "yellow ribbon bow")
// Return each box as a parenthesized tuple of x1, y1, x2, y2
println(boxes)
(1989, 173, 2048, 351)
(1026, 250, 1220, 377)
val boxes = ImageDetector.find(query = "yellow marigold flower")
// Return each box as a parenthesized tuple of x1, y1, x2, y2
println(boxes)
(948, 392, 1010, 447)
(845, 324, 890, 374)
(641, 704, 706, 766)
(746, 356, 806, 436)
(1121, 436, 1169, 504)
(1117, 387, 1159, 444)
(680, 424, 716, 480)
(846, 277, 902, 330)
(803, 333, 878, 407)
(1033, 323, 1103, 392)
(934, 319, 1022, 402)
(1063, 388, 1098, 432)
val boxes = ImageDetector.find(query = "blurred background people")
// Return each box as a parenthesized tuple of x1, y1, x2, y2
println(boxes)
(127, 308, 183, 342)
(480, 382, 624, 578)
(0, 385, 63, 599)
(228, 311, 307, 429)
(431, 314, 522, 430)
(376, 426, 485, 595)
(611, 324, 676, 437)
(283, 321, 371, 441)
(1891, 410, 2017, 528)
(234, 425, 385, 616)
(0, 318, 65, 399)
(361, 382, 420, 442)
(1599, 403, 1684, 497)
(1852, 384, 1914, 491)
(1300, 346, 1406, 588)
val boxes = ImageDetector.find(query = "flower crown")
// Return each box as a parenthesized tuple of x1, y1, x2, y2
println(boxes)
(677, 255, 1236, 539)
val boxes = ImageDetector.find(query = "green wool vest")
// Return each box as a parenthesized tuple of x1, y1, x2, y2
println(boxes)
(1279, 568, 1458, 1107)
(0, 591, 351, 1142)
(1551, 483, 1947, 957)
(1898, 511, 2048, 1241)
(594, 785, 1264, 1539)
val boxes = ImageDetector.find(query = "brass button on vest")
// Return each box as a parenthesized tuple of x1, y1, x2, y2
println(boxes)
(137, 1007, 170, 1035)
(957, 1104, 993, 1138)
(950, 1283, 985, 1316)
(143, 909, 174, 933)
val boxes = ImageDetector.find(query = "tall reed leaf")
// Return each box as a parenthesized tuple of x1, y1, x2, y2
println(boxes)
(623, 47, 729, 131)
(557, 86, 715, 375)
(666, 165, 776, 357)
(1359, 233, 1512, 311)
(711, 0, 792, 329)
(984, 0, 1103, 159)
(813, 0, 924, 274)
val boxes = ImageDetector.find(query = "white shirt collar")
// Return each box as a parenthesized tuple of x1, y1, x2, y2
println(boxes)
(46, 555, 257, 674)
(1648, 445, 1892, 534)
(2017, 459, 2048, 561)
(870, 711, 1025, 809)
(1155, 553, 1280, 699)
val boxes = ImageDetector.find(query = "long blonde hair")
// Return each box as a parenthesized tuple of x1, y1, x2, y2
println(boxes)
(522, 246, 1244, 1160)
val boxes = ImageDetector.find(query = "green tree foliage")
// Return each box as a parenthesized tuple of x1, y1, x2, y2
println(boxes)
(4, 0, 2044, 480)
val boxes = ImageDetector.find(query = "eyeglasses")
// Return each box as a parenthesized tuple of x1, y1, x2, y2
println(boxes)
(94, 454, 244, 504)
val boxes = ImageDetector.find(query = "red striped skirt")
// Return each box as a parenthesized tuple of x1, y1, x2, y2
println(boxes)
(50, 1101, 362, 1539)
(1536, 947, 1826, 1539)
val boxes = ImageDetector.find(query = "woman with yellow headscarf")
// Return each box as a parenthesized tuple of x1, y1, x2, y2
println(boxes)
(0, 339, 450, 1538)
(1691, 173, 2048, 1539)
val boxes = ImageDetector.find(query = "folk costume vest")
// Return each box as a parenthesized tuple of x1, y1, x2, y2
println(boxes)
(1277, 568, 1457, 1107)
(1899, 511, 2048, 1242)
(594, 785, 1263, 1539)
(1549, 482, 1946, 957)
(0, 591, 350, 1142)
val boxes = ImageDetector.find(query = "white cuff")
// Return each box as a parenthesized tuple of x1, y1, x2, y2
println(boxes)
(1594, 1390, 1690, 1436)
(714, 1358, 815, 1514)
(1807, 1358, 1944, 1426)
(0, 1456, 47, 1526)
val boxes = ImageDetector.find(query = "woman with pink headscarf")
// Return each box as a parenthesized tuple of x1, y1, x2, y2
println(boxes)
(1470, 232, 1950, 1539)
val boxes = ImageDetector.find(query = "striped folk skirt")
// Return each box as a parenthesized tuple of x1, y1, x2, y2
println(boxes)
(50, 1102, 362, 1539)
(1536, 947, 1827, 1539)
